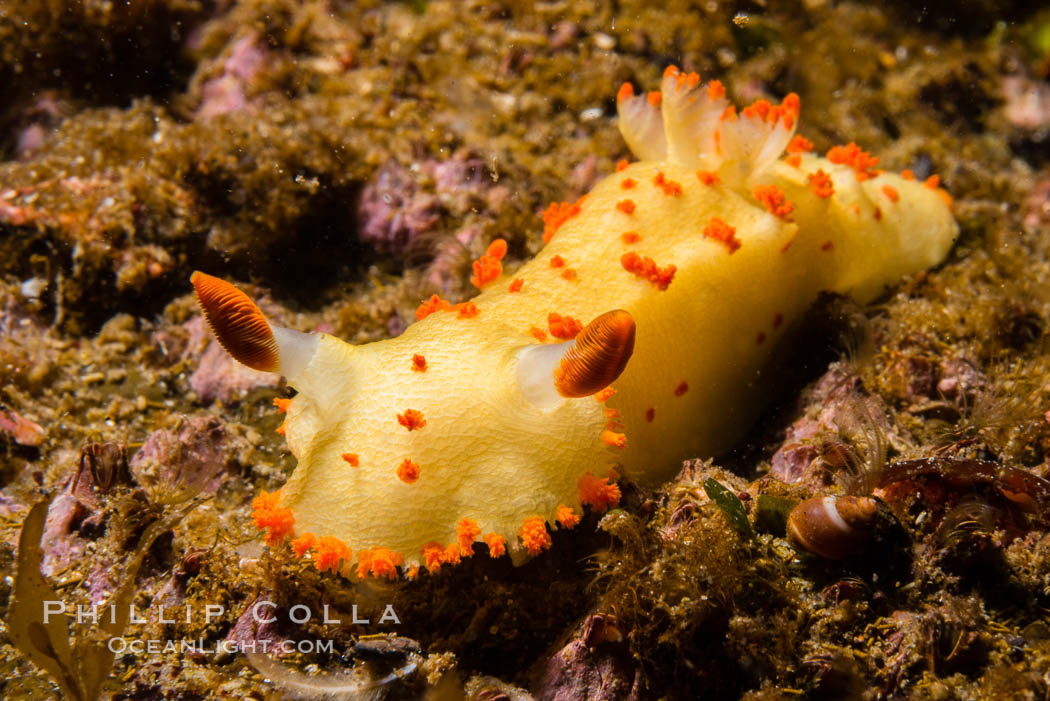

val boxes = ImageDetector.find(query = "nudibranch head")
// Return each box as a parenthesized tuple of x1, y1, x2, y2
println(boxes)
(192, 272, 633, 578)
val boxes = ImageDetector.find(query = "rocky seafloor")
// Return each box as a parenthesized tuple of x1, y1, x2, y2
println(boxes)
(2, 1, 1050, 699)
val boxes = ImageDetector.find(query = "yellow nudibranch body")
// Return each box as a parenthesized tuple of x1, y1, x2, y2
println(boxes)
(192, 66, 956, 579)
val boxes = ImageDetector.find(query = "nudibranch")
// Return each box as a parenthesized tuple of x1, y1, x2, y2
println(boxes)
(191, 66, 957, 579)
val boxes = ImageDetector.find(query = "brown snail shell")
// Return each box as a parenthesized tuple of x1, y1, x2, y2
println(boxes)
(786, 496, 881, 560)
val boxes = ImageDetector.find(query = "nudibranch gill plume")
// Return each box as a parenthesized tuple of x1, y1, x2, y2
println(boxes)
(191, 66, 957, 579)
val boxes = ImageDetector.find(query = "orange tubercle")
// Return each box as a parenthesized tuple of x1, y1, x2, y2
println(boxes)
(519, 516, 552, 555)
(422, 542, 445, 572)
(621, 178, 637, 189)
(615, 158, 630, 172)
(556, 505, 579, 529)
(621, 251, 676, 290)
(470, 238, 507, 289)
(313, 536, 352, 574)
(807, 169, 834, 198)
(827, 142, 881, 181)
(251, 490, 295, 545)
(291, 532, 316, 558)
(616, 199, 636, 215)
(548, 312, 583, 340)
(508, 278, 524, 292)
(561, 268, 577, 281)
(542, 197, 585, 244)
(601, 430, 628, 448)
(412, 354, 427, 372)
(456, 517, 481, 556)
(356, 547, 403, 580)
(550, 255, 566, 268)
(275, 419, 287, 436)
(273, 397, 292, 412)
(442, 543, 461, 566)
(696, 170, 720, 186)
(397, 459, 420, 484)
(881, 185, 900, 203)
(702, 216, 741, 253)
(578, 471, 621, 512)
(653, 171, 683, 196)
(785, 154, 802, 168)
(753, 184, 794, 220)
(416, 294, 451, 320)
(342, 452, 360, 467)
(594, 386, 616, 403)
(621, 231, 641, 244)
(450, 301, 480, 318)
(397, 409, 426, 431)
(707, 79, 725, 100)
(787, 135, 813, 153)
(529, 325, 548, 342)
(484, 533, 506, 558)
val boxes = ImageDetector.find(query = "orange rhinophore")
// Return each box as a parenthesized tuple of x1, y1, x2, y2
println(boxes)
(753, 184, 794, 220)
(519, 516, 552, 555)
(827, 142, 881, 181)
(548, 312, 583, 339)
(191, 272, 278, 372)
(397, 459, 420, 484)
(456, 517, 481, 556)
(621, 251, 677, 290)
(397, 409, 426, 431)
(616, 199, 636, 214)
(808, 169, 834, 198)
(470, 238, 508, 289)
(416, 294, 451, 320)
(412, 354, 427, 372)
(578, 471, 621, 512)
(342, 452, 360, 467)
(701, 216, 741, 253)
(553, 310, 636, 398)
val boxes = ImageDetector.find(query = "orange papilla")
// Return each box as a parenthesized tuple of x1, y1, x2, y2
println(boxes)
(313, 536, 352, 574)
(663, 64, 680, 78)
(924, 174, 940, 189)
(621, 231, 641, 244)
(616, 199, 636, 214)
(484, 533, 507, 558)
(826, 142, 880, 181)
(900, 169, 915, 180)
(696, 170, 720, 185)
(508, 278, 524, 292)
(601, 430, 628, 449)
(615, 159, 630, 172)
(578, 471, 621, 512)
(251, 490, 295, 544)
(561, 268, 577, 281)
(881, 185, 900, 203)
(621, 251, 676, 290)
(548, 312, 583, 340)
(519, 516, 552, 555)
(529, 325, 548, 342)
(275, 420, 287, 436)
(653, 171, 683, 196)
(397, 409, 426, 431)
(707, 80, 726, 100)
(542, 197, 585, 244)
(620, 177, 637, 189)
(273, 397, 292, 413)
(785, 154, 802, 168)
(753, 184, 794, 219)
(450, 301, 480, 319)
(397, 459, 420, 484)
(786, 135, 813, 153)
(549, 255, 566, 268)
(470, 238, 507, 289)
(412, 354, 427, 372)
(701, 216, 741, 253)
(675, 381, 689, 396)
(646, 91, 662, 107)
(416, 294, 451, 320)
(807, 169, 835, 198)
(556, 505, 579, 529)
(342, 452, 360, 466)
(617, 83, 634, 102)
(356, 547, 403, 580)
(291, 532, 316, 558)
(456, 517, 482, 556)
